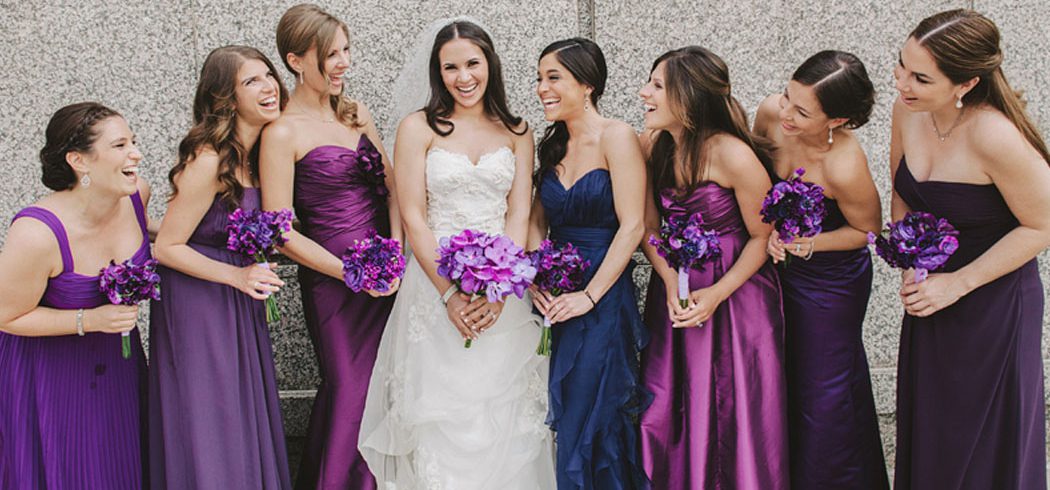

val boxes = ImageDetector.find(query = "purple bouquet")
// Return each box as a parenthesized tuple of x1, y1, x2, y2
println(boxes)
(528, 240, 591, 356)
(342, 230, 406, 294)
(353, 143, 390, 205)
(225, 208, 293, 323)
(98, 258, 161, 359)
(648, 211, 722, 310)
(868, 211, 959, 283)
(436, 229, 536, 348)
(760, 167, 827, 248)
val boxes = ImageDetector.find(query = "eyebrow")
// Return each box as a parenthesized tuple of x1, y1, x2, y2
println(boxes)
(898, 52, 931, 80)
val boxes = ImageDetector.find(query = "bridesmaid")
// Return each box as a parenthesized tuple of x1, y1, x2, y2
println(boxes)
(0, 102, 150, 489)
(150, 46, 291, 489)
(637, 46, 788, 490)
(890, 9, 1050, 489)
(262, 5, 400, 489)
(528, 38, 650, 490)
(752, 51, 888, 489)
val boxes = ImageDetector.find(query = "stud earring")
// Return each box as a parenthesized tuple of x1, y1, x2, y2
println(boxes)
(827, 127, 834, 145)
(80, 173, 91, 188)
(955, 96, 963, 109)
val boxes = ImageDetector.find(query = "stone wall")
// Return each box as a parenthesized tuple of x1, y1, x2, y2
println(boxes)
(1, 0, 1047, 476)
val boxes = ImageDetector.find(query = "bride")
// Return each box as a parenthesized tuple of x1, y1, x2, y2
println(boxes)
(358, 18, 555, 489)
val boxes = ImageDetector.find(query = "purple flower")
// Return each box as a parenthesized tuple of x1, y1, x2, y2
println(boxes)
(869, 211, 960, 279)
(648, 211, 722, 272)
(225, 207, 293, 323)
(352, 144, 389, 204)
(341, 230, 406, 293)
(528, 240, 591, 296)
(436, 229, 535, 302)
(759, 167, 827, 243)
(99, 258, 161, 305)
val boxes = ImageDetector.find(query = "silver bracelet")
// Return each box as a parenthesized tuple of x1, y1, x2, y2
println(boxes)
(75, 308, 85, 336)
(441, 285, 459, 305)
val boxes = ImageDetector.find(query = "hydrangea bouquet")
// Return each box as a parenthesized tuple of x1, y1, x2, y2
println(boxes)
(760, 167, 827, 264)
(342, 230, 405, 294)
(98, 258, 161, 359)
(528, 239, 590, 356)
(649, 212, 722, 309)
(225, 208, 293, 323)
(868, 211, 959, 283)
(436, 229, 536, 348)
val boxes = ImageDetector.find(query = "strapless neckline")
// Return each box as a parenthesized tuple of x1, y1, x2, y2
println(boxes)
(899, 156, 995, 188)
(427, 146, 513, 167)
(549, 167, 609, 192)
(298, 134, 372, 164)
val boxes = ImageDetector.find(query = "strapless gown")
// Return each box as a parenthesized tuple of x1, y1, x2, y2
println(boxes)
(358, 146, 555, 489)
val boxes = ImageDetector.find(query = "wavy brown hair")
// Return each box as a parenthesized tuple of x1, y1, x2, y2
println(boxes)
(647, 46, 775, 201)
(276, 3, 361, 128)
(424, 20, 524, 137)
(912, 9, 1048, 164)
(169, 46, 288, 208)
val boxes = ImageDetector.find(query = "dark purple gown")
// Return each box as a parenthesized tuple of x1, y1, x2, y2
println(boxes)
(893, 157, 1046, 489)
(293, 137, 393, 490)
(780, 195, 888, 489)
(0, 193, 149, 490)
(640, 183, 788, 490)
(149, 188, 291, 489)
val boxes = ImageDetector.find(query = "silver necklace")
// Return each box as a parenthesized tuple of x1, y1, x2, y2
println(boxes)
(290, 101, 337, 124)
(930, 109, 965, 142)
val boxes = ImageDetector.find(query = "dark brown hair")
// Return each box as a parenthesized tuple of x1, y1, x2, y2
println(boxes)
(169, 46, 288, 208)
(276, 3, 361, 128)
(424, 21, 524, 136)
(791, 50, 875, 129)
(911, 9, 1048, 163)
(647, 46, 775, 200)
(39, 102, 121, 191)
(535, 38, 606, 183)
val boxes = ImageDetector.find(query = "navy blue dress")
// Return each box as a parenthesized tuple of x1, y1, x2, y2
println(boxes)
(539, 168, 651, 490)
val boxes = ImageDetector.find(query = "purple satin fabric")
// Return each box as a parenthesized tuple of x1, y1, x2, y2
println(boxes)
(1, 194, 149, 489)
(293, 139, 394, 490)
(893, 158, 1045, 490)
(640, 183, 788, 489)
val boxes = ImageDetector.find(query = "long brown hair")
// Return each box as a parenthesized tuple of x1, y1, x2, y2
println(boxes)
(169, 46, 288, 208)
(912, 9, 1049, 164)
(647, 46, 775, 201)
(276, 3, 361, 128)
(424, 21, 524, 137)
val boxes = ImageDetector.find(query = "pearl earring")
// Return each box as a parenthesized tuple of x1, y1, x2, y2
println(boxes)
(827, 127, 834, 145)
(80, 173, 91, 188)
(955, 96, 963, 109)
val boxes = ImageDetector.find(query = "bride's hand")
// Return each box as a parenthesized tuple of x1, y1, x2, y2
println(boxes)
(461, 296, 504, 334)
(445, 292, 476, 342)
(365, 277, 400, 297)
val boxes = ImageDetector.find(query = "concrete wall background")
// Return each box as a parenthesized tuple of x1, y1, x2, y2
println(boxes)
(2, 0, 1047, 476)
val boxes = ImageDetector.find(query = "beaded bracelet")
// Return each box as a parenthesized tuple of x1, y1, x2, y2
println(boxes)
(75, 308, 85, 336)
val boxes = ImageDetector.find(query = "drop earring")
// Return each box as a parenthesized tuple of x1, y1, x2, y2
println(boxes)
(584, 97, 591, 112)
(80, 173, 91, 188)
(955, 96, 963, 109)
(827, 127, 834, 145)
(298, 71, 304, 85)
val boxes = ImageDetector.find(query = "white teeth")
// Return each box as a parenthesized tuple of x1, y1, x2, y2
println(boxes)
(260, 96, 277, 106)
(643, 104, 656, 112)
(542, 98, 560, 107)
(122, 167, 138, 176)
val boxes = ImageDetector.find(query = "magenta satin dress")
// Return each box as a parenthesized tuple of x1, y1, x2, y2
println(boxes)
(640, 183, 788, 490)
(893, 157, 1045, 489)
(1, 193, 150, 489)
(293, 137, 394, 490)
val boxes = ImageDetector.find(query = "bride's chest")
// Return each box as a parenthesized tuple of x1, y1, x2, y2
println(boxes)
(425, 147, 515, 197)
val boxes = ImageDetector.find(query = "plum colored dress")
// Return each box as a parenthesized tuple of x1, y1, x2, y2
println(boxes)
(893, 157, 1045, 490)
(640, 183, 788, 490)
(0, 193, 150, 489)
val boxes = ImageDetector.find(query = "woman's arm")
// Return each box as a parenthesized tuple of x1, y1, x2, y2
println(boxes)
(359, 102, 404, 245)
(752, 94, 781, 138)
(154, 150, 282, 300)
(259, 119, 345, 280)
(545, 121, 645, 324)
(902, 111, 1050, 316)
(889, 98, 911, 221)
(0, 215, 137, 336)
(504, 125, 535, 247)
(137, 177, 162, 240)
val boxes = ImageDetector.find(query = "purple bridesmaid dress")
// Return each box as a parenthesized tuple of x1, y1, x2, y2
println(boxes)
(0, 193, 150, 489)
(640, 183, 788, 490)
(780, 195, 888, 489)
(893, 157, 1045, 489)
(293, 137, 394, 490)
(149, 188, 291, 489)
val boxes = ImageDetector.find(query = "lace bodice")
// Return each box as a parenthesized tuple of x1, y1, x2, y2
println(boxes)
(425, 146, 514, 238)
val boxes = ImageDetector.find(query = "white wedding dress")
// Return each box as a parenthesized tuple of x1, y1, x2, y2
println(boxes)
(359, 146, 555, 490)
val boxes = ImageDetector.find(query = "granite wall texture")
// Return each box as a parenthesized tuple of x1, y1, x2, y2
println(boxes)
(1, 0, 1047, 477)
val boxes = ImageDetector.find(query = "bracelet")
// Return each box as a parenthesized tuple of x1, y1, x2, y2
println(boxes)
(583, 290, 597, 307)
(804, 240, 816, 261)
(75, 308, 85, 336)
(441, 285, 459, 305)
